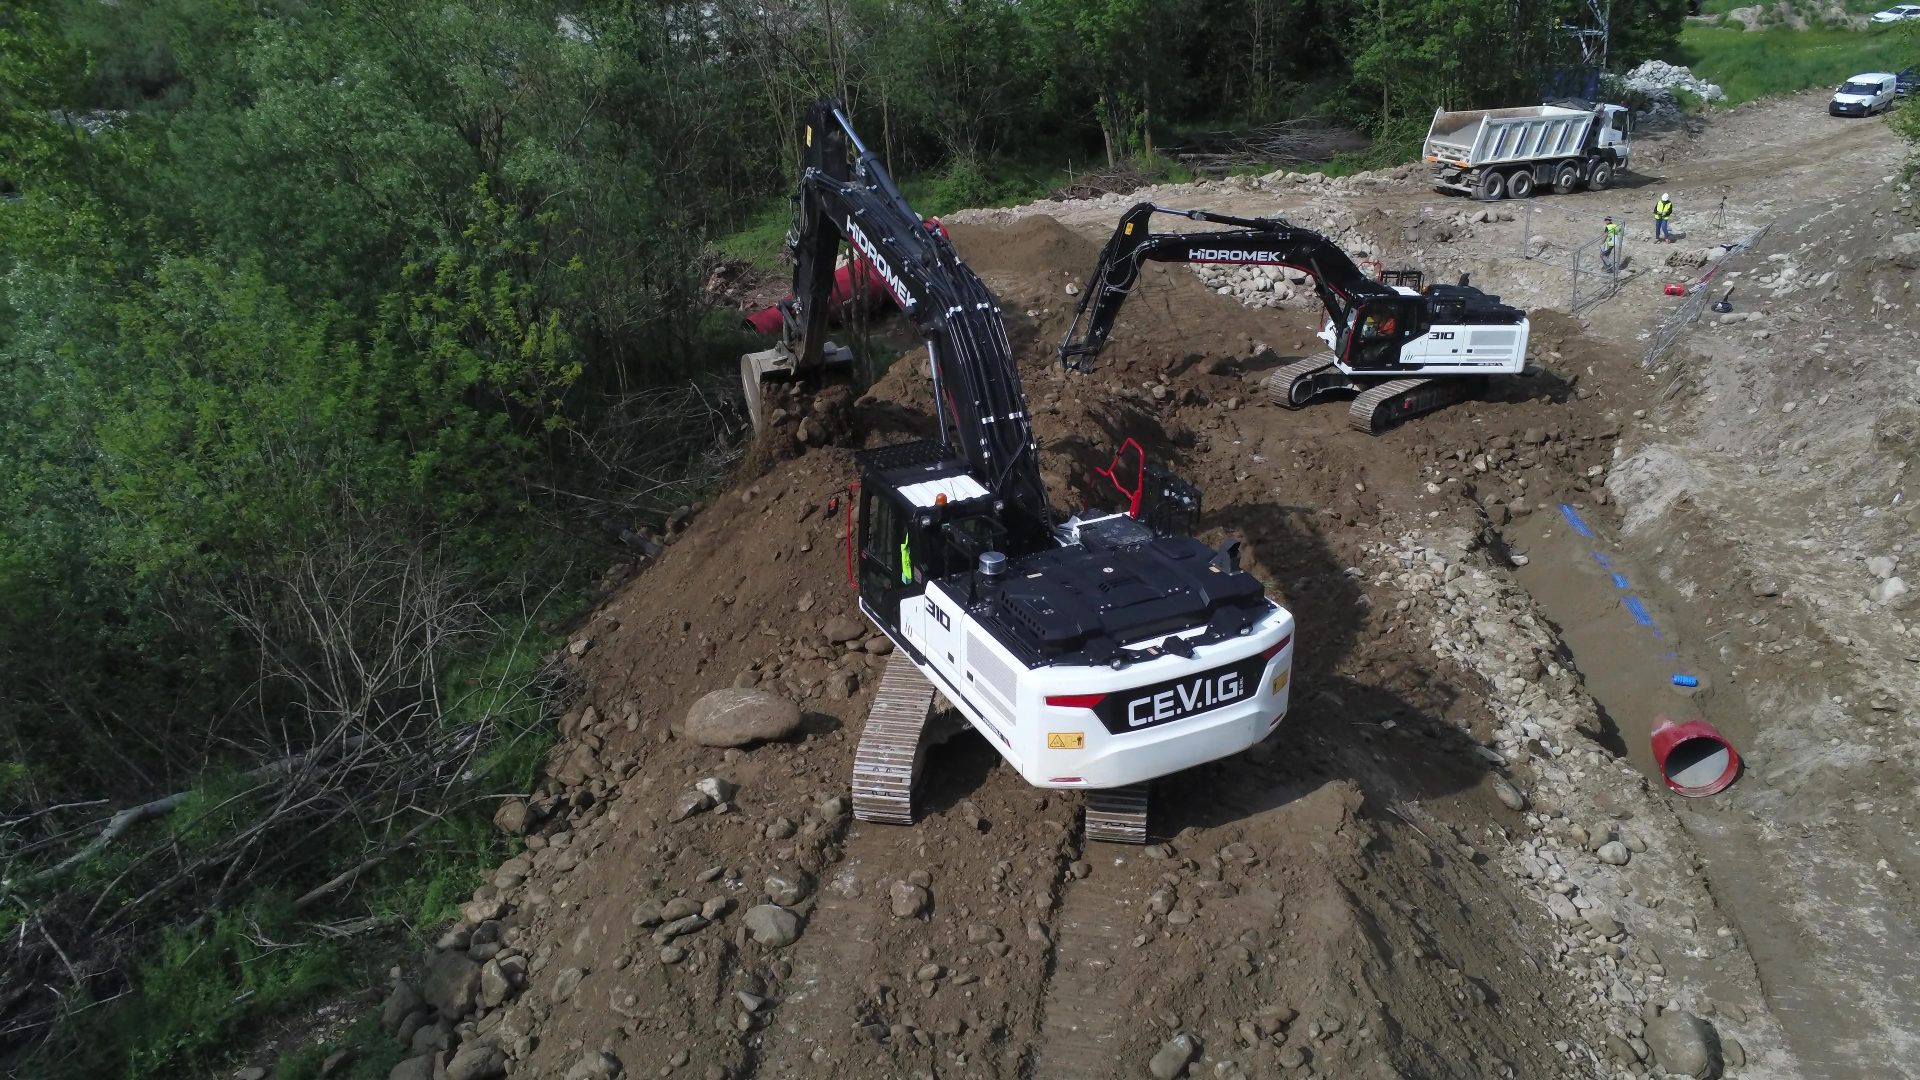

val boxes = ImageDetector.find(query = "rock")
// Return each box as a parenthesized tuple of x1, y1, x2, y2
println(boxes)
(1547, 894, 1580, 921)
(679, 688, 803, 747)
(1645, 1010, 1720, 1078)
(1148, 1033, 1201, 1079)
(388, 1056, 436, 1080)
(667, 789, 715, 823)
(460, 898, 503, 924)
(864, 636, 893, 655)
(552, 965, 588, 1003)
(1871, 577, 1909, 605)
(445, 1040, 507, 1080)
(889, 880, 931, 919)
(422, 952, 483, 1019)
(564, 1051, 625, 1080)
(631, 899, 664, 927)
(653, 914, 708, 942)
(1608, 1034, 1640, 1064)
(237, 1068, 267, 1080)
(914, 963, 943, 982)
(321, 1048, 356, 1076)
(701, 896, 731, 921)
(381, 981, 425, 1032)
(694, 776, 735, 802)
(966, 923, 1002, 944)
(1597, 841, 1632, 866)
(1490, 775, 1527, 812)
(492, 799, 532, 835)
(394, 1008, 432, 1046)
(765, 869, 813, 907)
(824, 670, 858, 700)
(823, 616, 864, 642)
(661, 897, 700, 921)
(480, 959, 516, 1008)
(744, 904, 802, 947)
(1585, 908, 1623, 938)
(492, 855, 531, 891)
(1869, 556, 1898, 580)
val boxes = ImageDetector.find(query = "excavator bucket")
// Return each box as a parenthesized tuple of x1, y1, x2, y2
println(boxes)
(739, 340, 854, 433)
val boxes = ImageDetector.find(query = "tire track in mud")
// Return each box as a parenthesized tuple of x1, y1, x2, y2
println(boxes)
(1030, 850, 1147, 1080)
(746, 832, 898, 1079)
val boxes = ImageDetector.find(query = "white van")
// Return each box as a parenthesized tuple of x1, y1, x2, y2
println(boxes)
(1830, 73, 1898, 116)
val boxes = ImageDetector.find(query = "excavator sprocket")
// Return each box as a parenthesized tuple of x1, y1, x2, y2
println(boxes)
(1346, 377, 1484, 434)
(1083, 784, 1151, 844)
(851, 652, 937, 825)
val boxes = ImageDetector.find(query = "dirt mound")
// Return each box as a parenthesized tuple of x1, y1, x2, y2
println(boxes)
(360, 203, 1713, 1080)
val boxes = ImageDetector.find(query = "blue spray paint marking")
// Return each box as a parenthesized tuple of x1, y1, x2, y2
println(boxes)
(1622, 596, 1654, 626)
(1672, 674, 1699, 687)
(1611, 573, 1631, 589)
(1559, 503, 1595, 537)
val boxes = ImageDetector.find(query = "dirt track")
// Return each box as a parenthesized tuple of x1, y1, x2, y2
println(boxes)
(361, 92, 1920, 1080)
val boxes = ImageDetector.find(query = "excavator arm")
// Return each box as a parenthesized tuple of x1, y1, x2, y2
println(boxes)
(759, 99, 1051, 542)
(1057, 202, 1406, 372)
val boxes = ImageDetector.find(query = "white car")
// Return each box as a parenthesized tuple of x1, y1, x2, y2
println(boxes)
(1830, 73, 1898, 116)
(1870, 4, 1920, 21)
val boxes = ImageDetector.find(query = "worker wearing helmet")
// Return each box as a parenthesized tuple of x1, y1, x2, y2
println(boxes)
(1654, 193, 1675, 244)
(1602, 216, 1621, 271)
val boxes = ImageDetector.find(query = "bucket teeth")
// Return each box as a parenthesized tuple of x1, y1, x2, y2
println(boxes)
(852, 652, 936, 825)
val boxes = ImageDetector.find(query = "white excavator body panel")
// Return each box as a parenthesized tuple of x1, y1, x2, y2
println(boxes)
(889, 564, 1295, 790)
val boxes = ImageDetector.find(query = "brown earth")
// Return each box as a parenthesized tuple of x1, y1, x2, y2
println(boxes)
(325, 93, 1920, 1080)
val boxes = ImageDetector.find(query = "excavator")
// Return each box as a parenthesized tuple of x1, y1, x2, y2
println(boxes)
(741, 100, 1295, 843)
(1058, 202, 1531, 433)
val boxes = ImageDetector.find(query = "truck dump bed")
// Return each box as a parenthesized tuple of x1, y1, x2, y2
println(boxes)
(1424, 105, 1594, 167)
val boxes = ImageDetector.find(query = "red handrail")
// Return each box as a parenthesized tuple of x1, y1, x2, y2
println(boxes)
(1094, 439, 1147, 519)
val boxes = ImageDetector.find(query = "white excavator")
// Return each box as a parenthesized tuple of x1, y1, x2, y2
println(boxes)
(742, 101, 1296, 842)
(1059, 202, 1532, 433)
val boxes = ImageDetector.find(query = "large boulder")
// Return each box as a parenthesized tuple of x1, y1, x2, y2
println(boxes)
(380, 980, 424, 1032)
(388, 1056, 437, 1080)
(678, 688, 802, 747)
(1646, 1010, 1721, 1079)
(421, 952, 483, 1019)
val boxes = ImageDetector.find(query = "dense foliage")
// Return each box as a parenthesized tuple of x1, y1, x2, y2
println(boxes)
(1, 0, 1690, 1076)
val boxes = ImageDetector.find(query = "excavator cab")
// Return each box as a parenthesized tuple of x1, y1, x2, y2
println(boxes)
(1335, 296, 1429, 372)
(854, 441, 1007, 633)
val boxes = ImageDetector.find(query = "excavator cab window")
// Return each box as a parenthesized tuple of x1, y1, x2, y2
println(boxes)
(860, 489, 916, 625)
(1340, 297, 1426, 372)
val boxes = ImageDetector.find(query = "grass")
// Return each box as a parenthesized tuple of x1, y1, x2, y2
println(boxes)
(1671, 24, 1918, 103)
(10, 614, 564, 1080)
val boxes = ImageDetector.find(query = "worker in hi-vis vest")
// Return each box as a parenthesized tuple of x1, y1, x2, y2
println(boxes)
(1654, 193, 1674, 244)
(1602, 216, 1621, 270)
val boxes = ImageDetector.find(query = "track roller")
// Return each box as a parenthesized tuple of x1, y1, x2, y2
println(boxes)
(1346, 377, 1484, 434)
(851, 652, 937, 825)
(1083, 784, 1151, 845)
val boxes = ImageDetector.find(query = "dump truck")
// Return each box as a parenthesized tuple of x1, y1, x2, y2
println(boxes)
(1425, 101, 1633, 201)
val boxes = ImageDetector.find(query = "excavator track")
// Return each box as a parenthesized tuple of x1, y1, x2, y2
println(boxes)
(851, 652, 937, 825)
(1083, 784, 1151, 845)
(1265, 354, 1352, 409)
(1346, 377, 1483, 434)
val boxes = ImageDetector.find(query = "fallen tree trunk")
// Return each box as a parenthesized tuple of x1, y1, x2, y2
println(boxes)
(25, 739, 361, 885)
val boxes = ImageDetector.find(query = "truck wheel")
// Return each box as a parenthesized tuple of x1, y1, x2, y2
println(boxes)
(1552, 163, 1579, 195)
(1587, 162, 1614, 191)
(1475, 170, 1507, 201)
(1508, 170, 1535, 199)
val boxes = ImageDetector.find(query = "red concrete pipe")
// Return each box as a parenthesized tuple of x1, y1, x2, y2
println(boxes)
(743, 217, 948, 335)
(1650, 716, 1740, 797)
